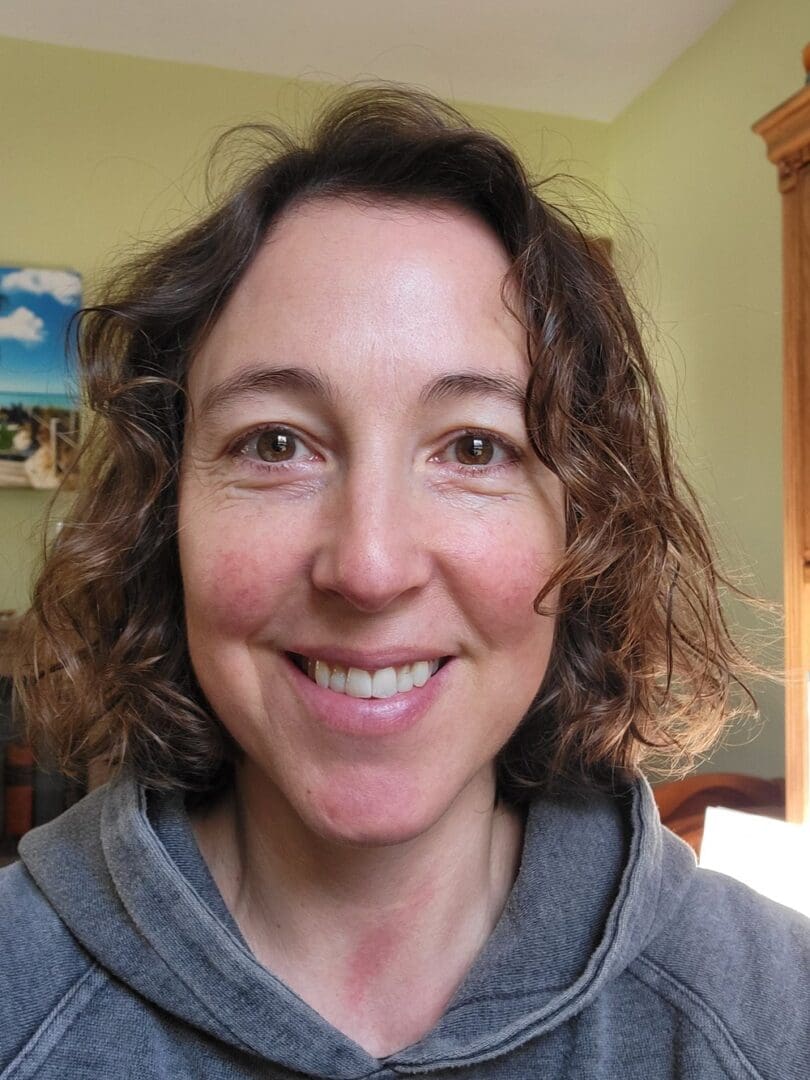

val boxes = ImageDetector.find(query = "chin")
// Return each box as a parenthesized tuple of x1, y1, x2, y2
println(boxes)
(300, 771, 447, 849)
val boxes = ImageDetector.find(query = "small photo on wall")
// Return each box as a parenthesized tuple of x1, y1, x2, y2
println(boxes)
(0, 267, 82, 490)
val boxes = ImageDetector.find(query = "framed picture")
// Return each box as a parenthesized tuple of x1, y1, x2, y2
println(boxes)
(0, 267, 82, 490)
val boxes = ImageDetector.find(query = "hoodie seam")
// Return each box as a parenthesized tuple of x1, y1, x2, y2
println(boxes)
(126, 916, 263, 1058)
(103, 789, 271, 1059)
(443, 983, 569, 1014)
(0, 964, 107, 1080)
(393, 783, 654, 1073)
(629, 954, 765, 1080)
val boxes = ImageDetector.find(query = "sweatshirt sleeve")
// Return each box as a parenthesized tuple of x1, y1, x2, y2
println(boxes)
(636, 864, 810, 1080)
(0, 860, 96, 1070)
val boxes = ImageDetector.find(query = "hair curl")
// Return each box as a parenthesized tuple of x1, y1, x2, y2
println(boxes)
(14, 84, 760, 804)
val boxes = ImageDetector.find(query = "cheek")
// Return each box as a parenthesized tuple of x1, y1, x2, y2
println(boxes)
(441, 514, 561, 645)
(179, 512, 306, 639)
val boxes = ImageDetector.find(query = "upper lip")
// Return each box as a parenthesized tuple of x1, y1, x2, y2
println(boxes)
(286, 647, 451, 670)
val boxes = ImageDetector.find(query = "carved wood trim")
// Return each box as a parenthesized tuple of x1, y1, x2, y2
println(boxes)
(753, 47, 810, 823)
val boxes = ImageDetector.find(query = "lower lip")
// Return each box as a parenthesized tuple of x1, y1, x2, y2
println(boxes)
(283, 654, 451, 737)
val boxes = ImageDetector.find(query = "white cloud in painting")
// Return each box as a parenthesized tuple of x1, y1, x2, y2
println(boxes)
(0, 306, 46, 343)
(0, 268, 81, 305)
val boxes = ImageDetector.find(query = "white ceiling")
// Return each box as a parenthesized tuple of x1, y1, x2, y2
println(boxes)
(0, 0, 735, 122)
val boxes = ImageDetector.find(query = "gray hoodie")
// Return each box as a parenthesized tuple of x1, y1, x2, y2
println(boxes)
(1, 770, 809, 1079)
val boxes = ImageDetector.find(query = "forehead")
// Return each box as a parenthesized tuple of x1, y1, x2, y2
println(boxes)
(261, 195, 512, 289)
(188, 197, 526, 402)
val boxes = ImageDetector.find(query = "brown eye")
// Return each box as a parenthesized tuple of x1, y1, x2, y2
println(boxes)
(255, 428, 297, 462)
(454, 434, 494, 465)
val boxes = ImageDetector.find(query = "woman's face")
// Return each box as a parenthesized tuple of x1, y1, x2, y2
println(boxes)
(179, 198, 565, 845)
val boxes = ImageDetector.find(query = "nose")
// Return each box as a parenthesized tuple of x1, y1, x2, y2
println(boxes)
(310, 465, 432, 613)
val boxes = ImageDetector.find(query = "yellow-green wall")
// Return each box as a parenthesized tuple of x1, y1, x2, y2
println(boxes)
(609, 0, 809, 777)
(2, 3, 805, 777)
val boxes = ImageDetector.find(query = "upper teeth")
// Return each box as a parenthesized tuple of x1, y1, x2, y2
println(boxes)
(305, 657, 441, 698)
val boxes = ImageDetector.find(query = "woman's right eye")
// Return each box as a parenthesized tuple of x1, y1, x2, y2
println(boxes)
(233, 426, 309, 465)
(255, 428, 297, 462)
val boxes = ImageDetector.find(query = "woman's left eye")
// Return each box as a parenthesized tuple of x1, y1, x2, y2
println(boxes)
(436, 432, 519, 469)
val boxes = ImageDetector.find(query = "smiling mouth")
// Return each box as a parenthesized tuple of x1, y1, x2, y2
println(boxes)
(287, 653, 448, 699)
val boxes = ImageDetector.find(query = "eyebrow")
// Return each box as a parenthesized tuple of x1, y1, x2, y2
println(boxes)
(418, 371, 527, 410)
(193, 364, 528, 424)
(195, 365, 339, 425)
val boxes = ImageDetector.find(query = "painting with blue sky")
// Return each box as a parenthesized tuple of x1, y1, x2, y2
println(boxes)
(0, 267, 82, 489)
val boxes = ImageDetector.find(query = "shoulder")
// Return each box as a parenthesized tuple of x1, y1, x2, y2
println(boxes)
(633, 847, 810, 1080)
(0, 858, 98, 1069)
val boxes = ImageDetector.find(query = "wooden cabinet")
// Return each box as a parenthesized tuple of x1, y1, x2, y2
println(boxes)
(754, 46, 810, 823)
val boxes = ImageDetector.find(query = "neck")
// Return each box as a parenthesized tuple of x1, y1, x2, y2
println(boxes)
(191, 762, 525, 1056)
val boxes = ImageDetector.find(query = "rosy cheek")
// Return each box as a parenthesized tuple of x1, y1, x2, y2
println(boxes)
(444, 526, 559, 637)
(183, 531, 295, 637)
(218, 551, 267, 619)
(496, 553, 550, 606)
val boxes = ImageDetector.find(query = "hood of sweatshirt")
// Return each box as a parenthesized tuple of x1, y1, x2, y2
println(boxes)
(18, 770, 696, 1078)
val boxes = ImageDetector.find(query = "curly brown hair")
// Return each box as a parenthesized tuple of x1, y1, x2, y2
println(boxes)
(14, 84, 759, 804)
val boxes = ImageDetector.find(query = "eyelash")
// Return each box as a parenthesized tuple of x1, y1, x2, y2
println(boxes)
(226, 425, 522, 475)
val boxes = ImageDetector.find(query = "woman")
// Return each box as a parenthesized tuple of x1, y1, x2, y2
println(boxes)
(2, 87, 808, 1078)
